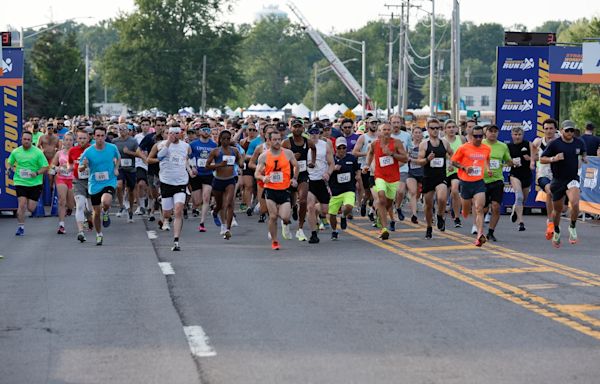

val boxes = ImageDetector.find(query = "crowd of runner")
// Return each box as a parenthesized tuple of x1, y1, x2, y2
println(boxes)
(7, 113, 595, 250)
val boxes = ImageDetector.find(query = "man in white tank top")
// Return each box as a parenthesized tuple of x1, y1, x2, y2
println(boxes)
(352, 120, 378, 217)
(148, 125, 193, 251)
(306, 122, 335, 244)
(533, 118, 560, 240)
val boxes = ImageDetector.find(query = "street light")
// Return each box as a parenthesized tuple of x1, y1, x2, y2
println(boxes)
(313, 58, 358, 116)
(20, 17, 94, 45)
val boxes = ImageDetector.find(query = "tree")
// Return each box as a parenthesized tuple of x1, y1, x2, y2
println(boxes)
(102, 0, 241, 112)
(27, 28, 86, 117)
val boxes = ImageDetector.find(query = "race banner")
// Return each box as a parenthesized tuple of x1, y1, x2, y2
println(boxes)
(496, 46, 558, 209)
(548, 46, 600, 84)
(580, 157, 600, 215)
(1, 48, 23, 210)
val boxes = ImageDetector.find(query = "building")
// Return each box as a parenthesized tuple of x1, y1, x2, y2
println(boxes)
(460, 86, 495, 112)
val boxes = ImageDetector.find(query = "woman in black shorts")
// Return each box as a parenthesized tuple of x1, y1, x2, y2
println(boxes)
(406, 128, 424, 224)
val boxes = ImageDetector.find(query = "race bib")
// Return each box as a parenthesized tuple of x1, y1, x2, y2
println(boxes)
(197, 158, 207, 167)
(270, 171, 283, 183)
(430, 157, 444, 168)
(170, 155, 184, 166)
(298, 160, 307, 172)
(490, 159, 500, 169)
(512, 157, 522, 167)
(78, 168, 90, 179)
(120, 158, 133, 167)
(59, 167, 71, 177)
(223, 155, 236, 166)
(567, 180, 580, 189)
(379, 155, 393, 167)
(337, 172, 351, 183)
(468, 166, 482, 177)
(409, 161, 421, 169)
(94, 171, 109, 181)
(19, 169, 33, 178)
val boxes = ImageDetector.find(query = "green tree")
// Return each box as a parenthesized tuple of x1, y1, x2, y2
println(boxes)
(27, 28, 86, 117)
(102, 0, 241, 112)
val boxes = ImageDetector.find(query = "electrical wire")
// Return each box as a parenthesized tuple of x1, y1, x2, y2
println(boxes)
(406, 36, 430, 60)
(406, 61, 430, 79)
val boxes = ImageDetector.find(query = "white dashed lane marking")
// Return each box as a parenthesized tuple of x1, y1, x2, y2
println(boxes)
(183, 326, 217, 357)
(158, 262, 175, 275)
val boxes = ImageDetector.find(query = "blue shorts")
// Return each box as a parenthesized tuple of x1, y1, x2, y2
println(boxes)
(212, 177, 237, 192)
(459, 179, 486, 200)
(538, 176, 552, 191)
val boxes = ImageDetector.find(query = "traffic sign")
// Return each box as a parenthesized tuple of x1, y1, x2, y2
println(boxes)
(343, 109, 356, 120)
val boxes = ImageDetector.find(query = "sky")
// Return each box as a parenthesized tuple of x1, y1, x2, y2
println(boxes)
(1, 0, 599, 35)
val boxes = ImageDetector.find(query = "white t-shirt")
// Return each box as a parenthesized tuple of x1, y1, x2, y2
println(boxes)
(158, 140, 190, 186)
(135, 132, 149, 170)
(307, 139, 328, 181)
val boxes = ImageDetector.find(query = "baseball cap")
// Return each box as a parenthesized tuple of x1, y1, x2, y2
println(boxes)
(318, 113, 330, 121)
(561, 120, 576, 129)
(168, 127, 182, 134)
(367, 117, 379, 123)
(291, 119, 304, 127)
(276, 122, 287, 131)
(308, 122, 323, 134)
(335, 137, 348, 147)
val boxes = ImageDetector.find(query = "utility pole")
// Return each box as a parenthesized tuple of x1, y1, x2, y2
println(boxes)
(381, 10, 396, 118)
(450, 0, 460, 122)
(397, 4, 405, 115)
(465, 65, 471, 87)
(429, 0, 435, 114)
(435, 57, 443, 111)
(201, 55, 207, 115)
(402, 1, 410, 115)
(85, 44, 89, 117)
(313, 62, 318, 116)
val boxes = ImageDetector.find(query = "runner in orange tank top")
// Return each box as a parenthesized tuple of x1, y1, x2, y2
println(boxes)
(255, 130, 299, 250)
(364, 122, 408, 240)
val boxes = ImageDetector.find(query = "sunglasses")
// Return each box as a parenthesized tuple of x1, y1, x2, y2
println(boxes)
(564, 128, 575, 133)
(472, 134, 484, 138)
(248, 128, 258, 132)
(429, 126, 441, 130)
(342, 125, 352, 129)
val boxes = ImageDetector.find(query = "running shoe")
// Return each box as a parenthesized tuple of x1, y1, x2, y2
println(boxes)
(510, 208, 517, 223)
(474, 234, 487, 247)
(102, 211, 111, 228)
(271, 241, 280, 250)
(309, 232, 320, 244)
(15, 227, 24, 236)
(282, 223, 292, 240)
(320, 217, 330, 229)
(319, 221, 326, 231)
(471, 224, 478, 235)
(396, 208, 405, 221)
(389, 220, 396, 232)
(224, 231, 232, 240)
(292, 205, 298, 221)
(545, 221, 554, 240)
(454, 217, 462, 228)
(212, 211, 222, 227)
(77, 232, 86, 243)
(116, 207, 125, 217)
(296, 228, 307, 242)
(149, 215, 156, 222)
(487, 232, 497, 242)
(425, 226, 433, 239)
(340, 217, 347, 230)
(171, 242, 181, 251)
(368, 210, 375, 222)
(484, 213, 491, 224)
(192, 209, 200, 217)
(232, 216, 239, 227)
(96, 234, 103, 246)
(134, 206, 144, 215)
(360, 203, 367, 217)
(411, 215, 418, 224)
(162, 221, 171, 231)
(57, 225, 65, 235)
(518, 222, 526, 232)
(552, 231, 561, 248)
(127, 212, 134, 223)
(258, 214, 266, 223)
(198, 223, 206, 232)
(568, 226, 578, 245)
(379, 228, 390, 240)
(331, 231, 339, 241)
(240, 203, 247, 212)
(437, 215, 445, 232)
(220, 225, 227, 236)
(246, 207, 253, 217)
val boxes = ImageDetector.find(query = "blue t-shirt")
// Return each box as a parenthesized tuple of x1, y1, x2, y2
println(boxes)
(246, 136, 264, 156)
(57, 128, 69, 141)
(581, 134, 599, 156)
(79, 143, 120, 195)
(541, 136, 586, 181)
(189, 138, 218, 176)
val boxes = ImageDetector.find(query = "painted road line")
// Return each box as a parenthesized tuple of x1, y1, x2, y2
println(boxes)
(146, 230, 158, 240)
(519, 283, 560, 290)
(410, 244, 479, 252)
(183, 326, 217, 357)
(555, 304, 600, 313)
(158, 262, 175, 275)
(346, 224, 600, 341)
(471, 267, 554, 275)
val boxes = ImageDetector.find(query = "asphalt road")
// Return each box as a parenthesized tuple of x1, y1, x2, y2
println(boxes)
(1, 207, 599, 384)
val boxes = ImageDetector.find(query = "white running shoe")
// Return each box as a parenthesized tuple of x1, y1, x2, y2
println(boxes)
(116, 207, 125, 218)
(295, 228, 307, 241)
(268, 232, 272, 240)
(484, 212, 491, 224)
(232, 216, 239, 227)
(471, 224, 478, 235)
(162, 222, 171, 231)
(220, 224, 227, 235)
(282, 223, 292, 240)
(134, 206, 143, 215)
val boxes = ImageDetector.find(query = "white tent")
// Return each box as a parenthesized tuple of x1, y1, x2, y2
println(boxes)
(282, 103, 310, 118)
(243, 104, 284, 119)
(206, 108, 222, 118)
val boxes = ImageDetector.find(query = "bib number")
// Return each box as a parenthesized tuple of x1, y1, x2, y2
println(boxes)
(512, 157, 522, 167)
(270, 171, 283, 183)
(59, 167, 71, 177)
(19, 169, 33, 178)
(430, 157, 444, 168)
(468, 166, 482, 177)
(94, 171, 109, 181)
(223, 155, 236, 166)
(170, 155, 184, 166)
(379, 156, 393, 167)
(120, 158, 133, 167)
(197, 158, 207, 167)
(78, 168, 90, 179)
(567, 180, 580, 189)
(337, 172, 351, 183)
(490, 160, 500, 170)
(297, 160, 307, 172)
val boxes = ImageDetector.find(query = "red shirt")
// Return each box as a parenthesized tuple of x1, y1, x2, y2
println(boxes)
(373, 138, 400, 183)
(68, 144, 89, 179)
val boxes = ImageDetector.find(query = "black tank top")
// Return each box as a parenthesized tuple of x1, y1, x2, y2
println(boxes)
(290, 137, 309, 176)
(508, 140, 531, 178)
(424, 139, 447, 179)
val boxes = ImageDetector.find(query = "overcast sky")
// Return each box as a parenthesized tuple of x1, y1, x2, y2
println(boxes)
(2, 0, 599, 34)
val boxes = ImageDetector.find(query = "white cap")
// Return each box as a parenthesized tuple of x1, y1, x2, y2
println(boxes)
(168, 127, 182, 134)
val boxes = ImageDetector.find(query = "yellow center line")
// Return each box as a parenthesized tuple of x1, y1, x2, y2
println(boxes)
(471, 267, 555, 275)
(410, 244, 483, 252)
(346, 223, 600, 341)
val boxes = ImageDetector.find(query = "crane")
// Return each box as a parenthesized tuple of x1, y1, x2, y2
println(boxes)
(287, 2, 374, 113)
